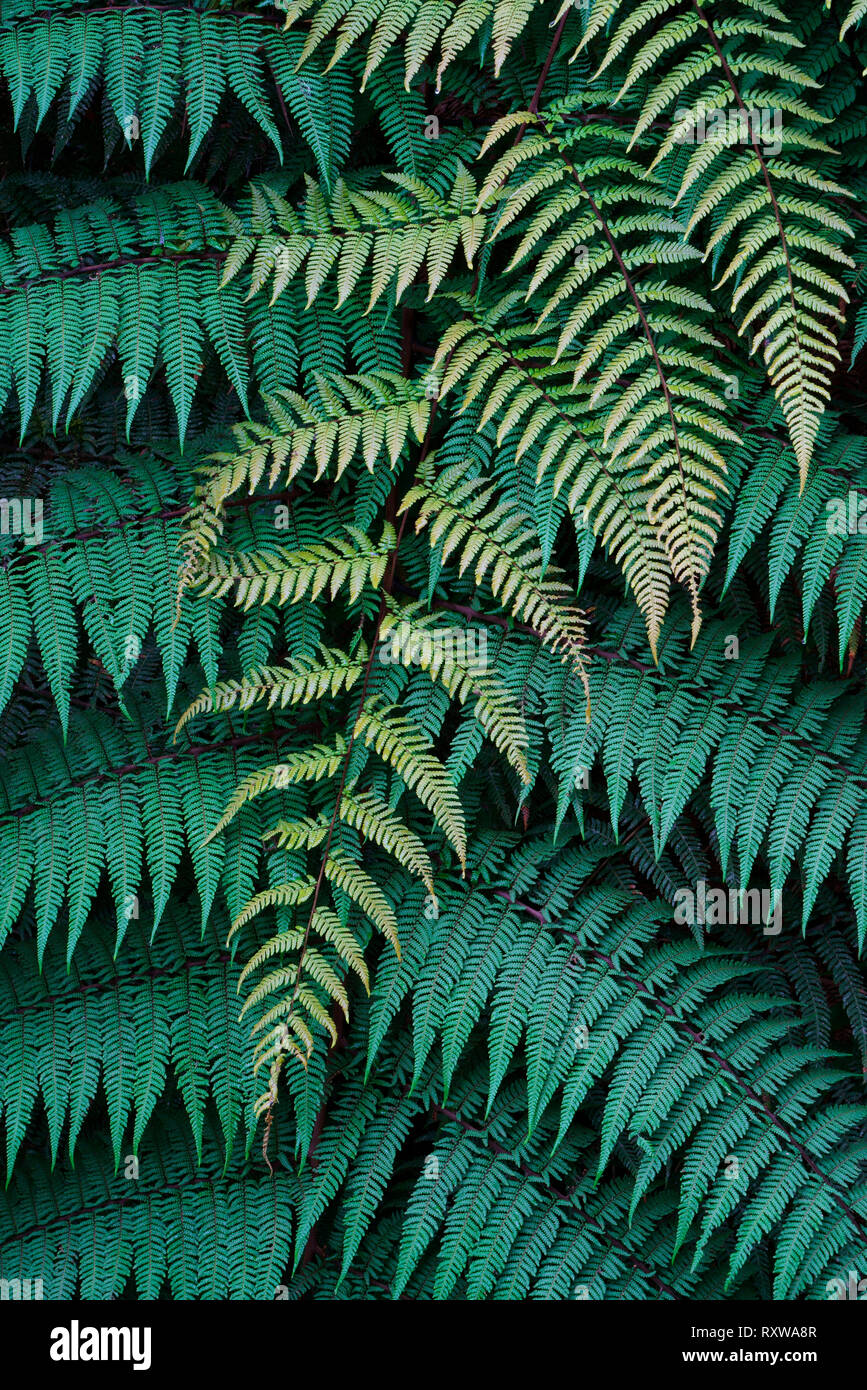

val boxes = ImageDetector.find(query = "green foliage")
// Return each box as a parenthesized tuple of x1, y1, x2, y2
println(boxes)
(578, 0, 855, 482)
(0, 0, 866, 1305)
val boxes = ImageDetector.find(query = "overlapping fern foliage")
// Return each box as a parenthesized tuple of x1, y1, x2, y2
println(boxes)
(1, 0, 867, 1302)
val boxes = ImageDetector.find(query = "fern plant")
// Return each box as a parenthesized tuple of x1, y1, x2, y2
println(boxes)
(0, 0, 866, 1307)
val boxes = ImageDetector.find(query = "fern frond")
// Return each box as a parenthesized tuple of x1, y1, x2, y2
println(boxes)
(429, 306, 672, 655)
(578, 0, 855, 482)
(195, 523, 396, 610)
(352, 700, 468, 866)
(401, 459, 591, 695)
(175, 646, 369, 734)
